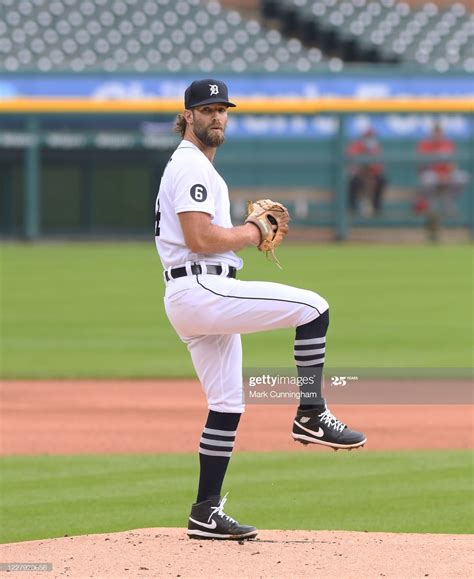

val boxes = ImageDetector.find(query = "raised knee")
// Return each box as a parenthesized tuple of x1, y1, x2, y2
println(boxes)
(297, 307, 329, 337)
(319, 296, 329, 313)
(309, 291, 328, 314)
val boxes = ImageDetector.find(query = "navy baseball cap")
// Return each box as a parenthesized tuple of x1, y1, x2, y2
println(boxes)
(184, 79, 236, 109)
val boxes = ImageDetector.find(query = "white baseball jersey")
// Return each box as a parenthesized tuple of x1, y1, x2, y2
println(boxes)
(155, 139, 328, 414)
(155, 139, 243, 270)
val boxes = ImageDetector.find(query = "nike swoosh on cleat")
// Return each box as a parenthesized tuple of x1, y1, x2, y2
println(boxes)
(295, 421, 324, 437)
(189, 517, 217, 530)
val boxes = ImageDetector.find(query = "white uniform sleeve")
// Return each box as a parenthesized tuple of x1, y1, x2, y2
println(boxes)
(173, 156, 215, 218)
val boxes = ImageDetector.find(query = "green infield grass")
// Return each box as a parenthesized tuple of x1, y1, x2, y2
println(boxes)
(0, 450, 472, 543)
(0, 243, 472, 378)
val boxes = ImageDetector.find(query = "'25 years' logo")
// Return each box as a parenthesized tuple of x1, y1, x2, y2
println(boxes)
(331, 376, 347, 386)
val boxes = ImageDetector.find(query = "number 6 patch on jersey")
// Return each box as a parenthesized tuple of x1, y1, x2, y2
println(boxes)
(190, 184, 208, 202)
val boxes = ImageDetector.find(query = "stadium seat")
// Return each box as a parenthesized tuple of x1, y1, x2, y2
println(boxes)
(1, 0, 471, 72)
(0, 0, 336, 72)
(260, 0, 474, 70)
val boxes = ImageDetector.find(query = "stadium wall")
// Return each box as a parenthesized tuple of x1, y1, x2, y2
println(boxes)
(0, 71, 472, 240)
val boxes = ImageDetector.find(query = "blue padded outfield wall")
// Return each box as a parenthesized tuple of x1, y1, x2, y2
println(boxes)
(1, 71, 473, 97)
(1, 71, 473, 140)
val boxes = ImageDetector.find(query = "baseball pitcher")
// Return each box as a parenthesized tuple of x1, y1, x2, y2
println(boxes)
(154, 79, 366, 541)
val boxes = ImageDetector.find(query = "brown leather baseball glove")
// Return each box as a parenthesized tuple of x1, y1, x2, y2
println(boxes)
(245, 199, 290, 268)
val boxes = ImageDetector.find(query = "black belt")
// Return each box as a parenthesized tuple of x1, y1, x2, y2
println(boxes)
(165, 264, 237, 282)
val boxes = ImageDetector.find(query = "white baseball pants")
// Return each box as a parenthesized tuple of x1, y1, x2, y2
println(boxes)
(164, 272, 329, 413)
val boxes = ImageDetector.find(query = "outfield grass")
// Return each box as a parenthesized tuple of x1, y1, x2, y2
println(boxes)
(0, 243, 472, 378)
(0, 450, 472, 543)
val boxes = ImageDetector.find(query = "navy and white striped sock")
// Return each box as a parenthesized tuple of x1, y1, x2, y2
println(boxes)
(294, 309, 329, 411)
(196, 410, 241, 503)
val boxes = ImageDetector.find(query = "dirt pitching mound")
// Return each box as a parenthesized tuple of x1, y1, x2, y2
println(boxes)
(1, 528, 471, 578)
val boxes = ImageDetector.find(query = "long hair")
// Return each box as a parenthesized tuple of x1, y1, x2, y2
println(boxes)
(174, 113, 187, 138)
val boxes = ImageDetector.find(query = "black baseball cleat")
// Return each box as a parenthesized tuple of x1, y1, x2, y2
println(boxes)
(187, 493, 258, 540)
(292, 407, 366, 449)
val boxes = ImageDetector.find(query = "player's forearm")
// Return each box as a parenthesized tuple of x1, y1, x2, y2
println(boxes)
(188, 223, 260, 253)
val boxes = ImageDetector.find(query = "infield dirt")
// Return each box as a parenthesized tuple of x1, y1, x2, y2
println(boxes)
(0, 379, 472, 454)
(1, 379, 472, 578)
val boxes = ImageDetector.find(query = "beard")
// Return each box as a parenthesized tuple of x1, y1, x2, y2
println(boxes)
(193, 121, 226, 148)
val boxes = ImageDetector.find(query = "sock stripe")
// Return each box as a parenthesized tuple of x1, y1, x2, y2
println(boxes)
(294, 347, 325, 357)
(296, 358, 325, 367)
(200, 437, 235, 448)
(294, 343, 326, 352)
(199, 448, 233, 458)
(200, 443, 234, 454)
(295, 354, 325, 362)
(203, 427, 237, 436)
(295, 337, 326, 345)
(200, 433, 235, 442)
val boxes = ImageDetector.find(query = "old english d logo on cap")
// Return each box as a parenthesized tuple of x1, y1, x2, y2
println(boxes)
(184, 79, 236, 109)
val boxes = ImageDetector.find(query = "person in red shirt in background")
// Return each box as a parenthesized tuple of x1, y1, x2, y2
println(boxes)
(347, 128, 386, 216)
(415, 123, 469, 241)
